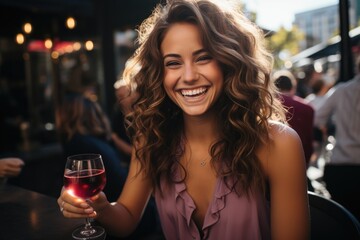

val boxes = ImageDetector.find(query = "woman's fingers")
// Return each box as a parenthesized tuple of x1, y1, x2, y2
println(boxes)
(58, 188, 96, 218)
(61, 201, 97, 218)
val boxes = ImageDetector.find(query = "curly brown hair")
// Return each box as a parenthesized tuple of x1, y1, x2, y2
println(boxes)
(124, 0, 285, 194)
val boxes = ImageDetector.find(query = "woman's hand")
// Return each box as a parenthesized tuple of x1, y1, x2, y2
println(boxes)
(57, 187, 110, 219)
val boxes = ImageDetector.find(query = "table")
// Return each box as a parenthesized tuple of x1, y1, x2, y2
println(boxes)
(0, 184, 84, 240)
(5, 143, 65, 197)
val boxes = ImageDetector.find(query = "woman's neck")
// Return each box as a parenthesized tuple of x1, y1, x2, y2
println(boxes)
(183, 111, 220, 144)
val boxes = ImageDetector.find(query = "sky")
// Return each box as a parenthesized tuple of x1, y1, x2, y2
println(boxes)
(242, 0, 338, 30)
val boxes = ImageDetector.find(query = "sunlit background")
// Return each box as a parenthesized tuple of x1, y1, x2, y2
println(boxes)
(0, 0, 359, 201)
(242, 0, 358, 72)
(244, 0, 338, 30)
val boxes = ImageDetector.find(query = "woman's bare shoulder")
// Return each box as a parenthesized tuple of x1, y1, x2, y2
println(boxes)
(258, 120, 305, 177)
(267, 120, 300, 143)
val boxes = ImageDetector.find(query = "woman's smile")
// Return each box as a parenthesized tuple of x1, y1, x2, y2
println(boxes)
(161, 22, 223, 117)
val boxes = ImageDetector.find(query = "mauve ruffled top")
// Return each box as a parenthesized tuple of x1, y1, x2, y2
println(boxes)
(154, 167, 271, 240)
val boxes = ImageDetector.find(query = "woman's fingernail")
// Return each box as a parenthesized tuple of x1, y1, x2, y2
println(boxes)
(84, 208, 94, 213)
(80, 202, 89, 208)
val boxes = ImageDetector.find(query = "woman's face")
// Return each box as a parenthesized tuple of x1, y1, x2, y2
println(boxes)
(161, 22, 224, 117)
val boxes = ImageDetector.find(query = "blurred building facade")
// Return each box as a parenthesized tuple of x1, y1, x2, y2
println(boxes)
(294, 0, 359, 51)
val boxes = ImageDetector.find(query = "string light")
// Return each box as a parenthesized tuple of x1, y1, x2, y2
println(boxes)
(44, 38, 53, 49)
(16, 33, 25, 44)
(51, 51, 59, 59)
(73, 42, 81, 51)
(66, 17, 76, 29)
(85, 40, 94, 51)
(23, 23, 32, 34)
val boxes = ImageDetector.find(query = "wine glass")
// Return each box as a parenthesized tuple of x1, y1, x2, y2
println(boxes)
(64, 153, 107, 240)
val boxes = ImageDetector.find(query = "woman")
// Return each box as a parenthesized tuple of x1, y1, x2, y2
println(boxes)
(58, 0, 310, 239)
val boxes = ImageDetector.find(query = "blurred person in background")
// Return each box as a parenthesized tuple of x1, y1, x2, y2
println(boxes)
(273, 70, 315, 167)
(0, 78, 23, 153)
(0, 78, 26, 184)
(56, 64, 128, 201)
(295, 64, 322, 98)
(314, 56, 360, 220)
(305, 78, 332, 111)
(0, 157, 24, 183)
(111, 79, 138, 166)
(305, 77, 335, 164)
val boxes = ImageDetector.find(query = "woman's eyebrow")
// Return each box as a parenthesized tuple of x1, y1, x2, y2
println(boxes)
(192, 49, 207, 56)
(163, 53, 181, 60)
(163, 49, 207, 60)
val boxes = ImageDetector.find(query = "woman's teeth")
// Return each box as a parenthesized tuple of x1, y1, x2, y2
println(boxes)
(181, 87, 207, 97)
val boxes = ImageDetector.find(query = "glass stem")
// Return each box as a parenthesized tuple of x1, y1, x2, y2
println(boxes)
(84, 218, 92, 230)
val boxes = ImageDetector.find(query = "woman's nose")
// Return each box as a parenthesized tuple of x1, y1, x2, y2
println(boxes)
(182, 63, 198, 83)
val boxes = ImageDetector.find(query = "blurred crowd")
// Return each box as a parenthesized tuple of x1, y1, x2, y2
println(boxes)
(273, 57, 360, 220)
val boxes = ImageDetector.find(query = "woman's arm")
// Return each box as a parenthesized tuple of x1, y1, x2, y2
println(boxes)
(95, 153, 152, 236)
(262, 123, 310, 240)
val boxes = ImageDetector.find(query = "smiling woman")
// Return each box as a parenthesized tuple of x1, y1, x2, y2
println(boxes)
(58, 1, 310, 239)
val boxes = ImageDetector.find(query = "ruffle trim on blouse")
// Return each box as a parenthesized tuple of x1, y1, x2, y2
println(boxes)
(174, 168, 196, 227)
(203, 176, 237, 230)
(173, 165, 238, 231)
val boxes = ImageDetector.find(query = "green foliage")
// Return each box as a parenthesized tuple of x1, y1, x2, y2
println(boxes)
(266, 25, 304, 70)
(240, 2, 303, 70)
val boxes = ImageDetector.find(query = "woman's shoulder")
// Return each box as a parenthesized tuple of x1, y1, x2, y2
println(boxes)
(267, 120, 303, 157)
(258, 120, 305, 177)
(267, 120, 300, 143)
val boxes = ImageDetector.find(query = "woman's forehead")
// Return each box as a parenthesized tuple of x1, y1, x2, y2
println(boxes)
(161, 23, 203, 54)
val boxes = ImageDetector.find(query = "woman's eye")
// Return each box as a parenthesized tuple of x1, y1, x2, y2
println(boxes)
(165, 61, 180, 67)
(197, 55, 212, 62)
